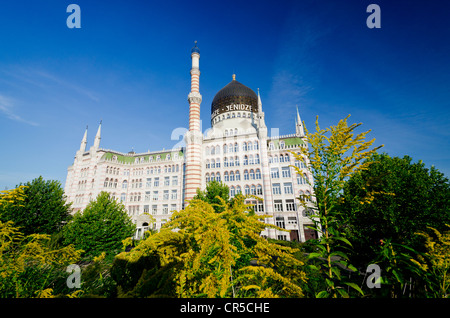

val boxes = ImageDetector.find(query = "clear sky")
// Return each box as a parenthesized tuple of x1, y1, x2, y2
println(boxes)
(0, 0, 449, 190)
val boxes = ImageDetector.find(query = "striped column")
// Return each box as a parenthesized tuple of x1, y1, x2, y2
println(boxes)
(184, 46, 203, 204)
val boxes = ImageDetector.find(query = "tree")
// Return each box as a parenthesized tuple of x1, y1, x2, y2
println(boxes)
(62, 192, 135, 258)
(113, 196, 307, 298)
(0, 177, 72, 235)
(340, 153, 450, 253)
(291, 115, 382, 297)
(0, 220, 82, 298)
(193, 180, 230, 213)
(338, 153, 450, 297)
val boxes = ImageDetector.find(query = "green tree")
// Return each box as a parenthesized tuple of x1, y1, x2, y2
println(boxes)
(62, 192, 135, 258)
(338, 153, 450, 297)
(193, 180, 230, 213)
(291, 115, 382, 298)
(0, 177, 72, 236)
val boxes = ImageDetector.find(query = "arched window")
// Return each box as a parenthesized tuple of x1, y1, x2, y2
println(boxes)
(216, 158, 221, 168)
(235, 156, 239, 166)
(234, 142, 239, 152)
(249, 169, 255, 180)
(224, 171, 229, 182)
(255, 154, 260, 164)
(205, 146, 210, 156)
(224, 157, 228, 167)
(206, 173, 210, 183)
(234, 128, 238, 136)
(216, 145, 220, 154)
(243, 156, 248, 165)
(228, 143, 233, 153)
(216, 172, 221, 182)
(248, 141, 253, 151)
(244, 170, 249, 180)
(211, 173, 215, 181)
(257, 184, 263, 195)
(206, 159, 210, 169)
(211, 159, 215, 169)
(235, 170, 241, 181)
(225, 130, 229, 137)
(254, 141, 259, 150)
(249, 155, 254, 165)
(245, 185, 250, 195)
(243, 142, 247, 151)
(104, 178, 109, 187)
(122, 180, 128, 189)
(230, 186, 236, 197)
(229, 156, 234, 167)
(236, 185, 242, 194)
(251, 185, 256, 195)
(223, 144, 228, 154)
(230, 171, 235, 181)
(211, 146, 215, 155)
(255, 169, 261, 179)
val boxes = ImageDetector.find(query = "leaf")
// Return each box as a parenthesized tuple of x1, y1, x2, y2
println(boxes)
(343, 282, 364, 296)
(316, 290, 329, 298)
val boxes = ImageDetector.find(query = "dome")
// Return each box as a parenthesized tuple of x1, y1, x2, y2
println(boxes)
(211, 75, 258, 118)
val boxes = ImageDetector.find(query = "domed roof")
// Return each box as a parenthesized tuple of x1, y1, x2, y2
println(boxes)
(211, 75, 258, 117)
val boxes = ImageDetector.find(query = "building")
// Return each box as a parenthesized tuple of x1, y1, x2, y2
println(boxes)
(64, 42, 316, 241)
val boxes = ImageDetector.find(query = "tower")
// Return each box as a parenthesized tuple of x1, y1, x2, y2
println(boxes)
(184, 41, 203, 204)
(295, 106, 305, 137)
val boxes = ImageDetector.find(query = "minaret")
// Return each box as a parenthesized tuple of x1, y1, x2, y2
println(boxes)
(93, 120, 102, 149)
(295, 106, 305, 137)
(184, 41, 203, 205)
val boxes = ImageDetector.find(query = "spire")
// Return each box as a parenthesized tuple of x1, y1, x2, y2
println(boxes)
(257, 88, 262, 112)
(93, 120, 102, 149)
(296, 106, 305, 137)
(79, 125, 88, 152)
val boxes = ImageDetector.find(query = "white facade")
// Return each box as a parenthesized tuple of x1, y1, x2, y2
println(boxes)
(64, 43, 316, 242)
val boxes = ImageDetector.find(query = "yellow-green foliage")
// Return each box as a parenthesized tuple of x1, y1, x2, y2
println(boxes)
(0, 220, 82, 298)
(116, 196, 307, 298)
(0, 186, 26, 208)
(413, 225, 450, 298)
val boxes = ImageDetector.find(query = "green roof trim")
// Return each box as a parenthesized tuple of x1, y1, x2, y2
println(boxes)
(102, 150, 184, 164)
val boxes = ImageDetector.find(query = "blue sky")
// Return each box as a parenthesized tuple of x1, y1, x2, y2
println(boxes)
(0, 0, 449, 189)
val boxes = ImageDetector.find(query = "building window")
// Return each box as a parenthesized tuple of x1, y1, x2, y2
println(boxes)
(245, 185, 250, 195)
(274, 200, 283, 212)
(120, 193, 126, 202)
(251, 185, 256, 195)
(224, 172, 229, 182)
(224, 157, 228, 167)
(206, 174, 210, 183)
(272, 183, 281, 195)
(162, 204, 168, 214)
(243, 156, 248, 165)
(271, 168, 279, 179)
(255, 169, 261, 179)
(171, 190, 177, 200)
(145, 191, 151, 202)
(229, 171, 235, 181)
(234, 143, 239, 152)
(216, 173, 221, 182)
(146, 178, 152, 188)
(284, 182, 293, 194)
(122, 180, 128, 189)
(153, 191, 158, 201)
(164, 177, 170, 186)
(235, 170, 240, 181)
(257, 184, 263, 195)
(244, 170, 249, 180)
(163, 190, 169, 200)
(152, 205, 158, 215)
(249, 169, 255, 180)
(286, 199, 296, 211)
(144, 205, 149, 213)
(172, 176, 178, 186)
(243, 142, 247, 151)
(154, 177, 159, 187)
(282, 167, 291, 178)
(230, 186, 236, 197)
(236, 186, 242, 194)
(275, 216, 285, 228)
